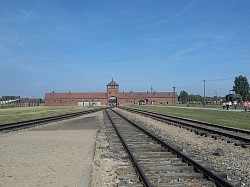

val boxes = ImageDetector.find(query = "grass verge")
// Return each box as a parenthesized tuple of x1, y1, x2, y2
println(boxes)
(0, 106, 104, 125)
(128, 106, 250, 130)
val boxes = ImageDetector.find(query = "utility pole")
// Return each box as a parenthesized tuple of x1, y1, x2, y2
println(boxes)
(203, 80, 206, 107)
(172, 86, 176, 105)
(215, 91, 217, 104)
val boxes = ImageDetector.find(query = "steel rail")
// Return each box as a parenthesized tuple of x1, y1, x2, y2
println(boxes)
(111, 108, 234, 187)
(0, 108, 105, 131)
(105, 109, 153, 187)
(120, 106, 250, 135)
(119, 107, 250, 145)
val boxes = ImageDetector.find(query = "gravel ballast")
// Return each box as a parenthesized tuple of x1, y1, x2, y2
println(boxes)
(116, 108, 250, 187)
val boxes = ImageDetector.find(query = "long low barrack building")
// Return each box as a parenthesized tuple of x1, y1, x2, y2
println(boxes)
(44, 79, 177, 106)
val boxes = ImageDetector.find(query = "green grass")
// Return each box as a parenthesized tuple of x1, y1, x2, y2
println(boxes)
(127, 105, 250, 130)
(0, 106, 104, 125)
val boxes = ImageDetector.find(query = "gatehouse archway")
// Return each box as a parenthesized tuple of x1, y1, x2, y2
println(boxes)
(108, 96, 118, 106)
(139, 99, 148, 105)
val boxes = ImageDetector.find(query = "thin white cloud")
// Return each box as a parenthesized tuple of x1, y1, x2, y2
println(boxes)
(17, 40, 26, 46)
(199, 32, 241, 45)
(198, 32, 241, 53)
(0, 1, 44, 23)
(158, 0, 197, 23)
(168, 0, 197, 20)
(170, 43, 205, 59)
(20, 10, 34, 19)
(210, 47, 226, 51)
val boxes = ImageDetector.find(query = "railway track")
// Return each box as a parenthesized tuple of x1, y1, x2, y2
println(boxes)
(0, 108, 104, 132)
(119, 106, 250, 148)
(105, 108, 234, 187)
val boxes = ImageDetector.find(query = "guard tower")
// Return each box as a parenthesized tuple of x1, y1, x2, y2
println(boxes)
(107, 79, 119, 105)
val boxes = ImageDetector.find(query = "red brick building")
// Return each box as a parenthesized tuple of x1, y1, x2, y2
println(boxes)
(44, 79, 177, 106)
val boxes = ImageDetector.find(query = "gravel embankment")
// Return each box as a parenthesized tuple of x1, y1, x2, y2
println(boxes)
(0, 112, 102, 187)
(116, 108, 250, 187)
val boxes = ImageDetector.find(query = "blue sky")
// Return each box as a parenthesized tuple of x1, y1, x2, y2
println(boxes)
(0, 0, 250, 98)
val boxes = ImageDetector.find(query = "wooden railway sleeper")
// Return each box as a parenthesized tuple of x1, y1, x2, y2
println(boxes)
(110, 108, 235, 187)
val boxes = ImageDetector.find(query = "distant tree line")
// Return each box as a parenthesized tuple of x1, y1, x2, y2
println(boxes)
(0, 96, 20, 101)
(178, 75, 250, 103)
(178, 91, 223, 104)
(233, 75, 249, 101)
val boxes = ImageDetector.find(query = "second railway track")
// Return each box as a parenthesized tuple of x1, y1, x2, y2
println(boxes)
(0, 108, 104, 132)
(119, 106, 250, 148)
(105, 108, 234, 187)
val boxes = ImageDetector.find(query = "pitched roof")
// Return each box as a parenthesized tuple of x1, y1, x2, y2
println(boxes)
(45, 92, 107, 100)
(107, 79, 119, 86)
(44, 91, 177, 100)
(118, 92, 176, 99)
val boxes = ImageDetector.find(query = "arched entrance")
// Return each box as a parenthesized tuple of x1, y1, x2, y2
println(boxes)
(139, 99, 148, 105)
(108, 96, 118, 106)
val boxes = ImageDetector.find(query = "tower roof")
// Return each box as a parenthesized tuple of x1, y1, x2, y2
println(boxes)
(107, 79, 119, 86)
